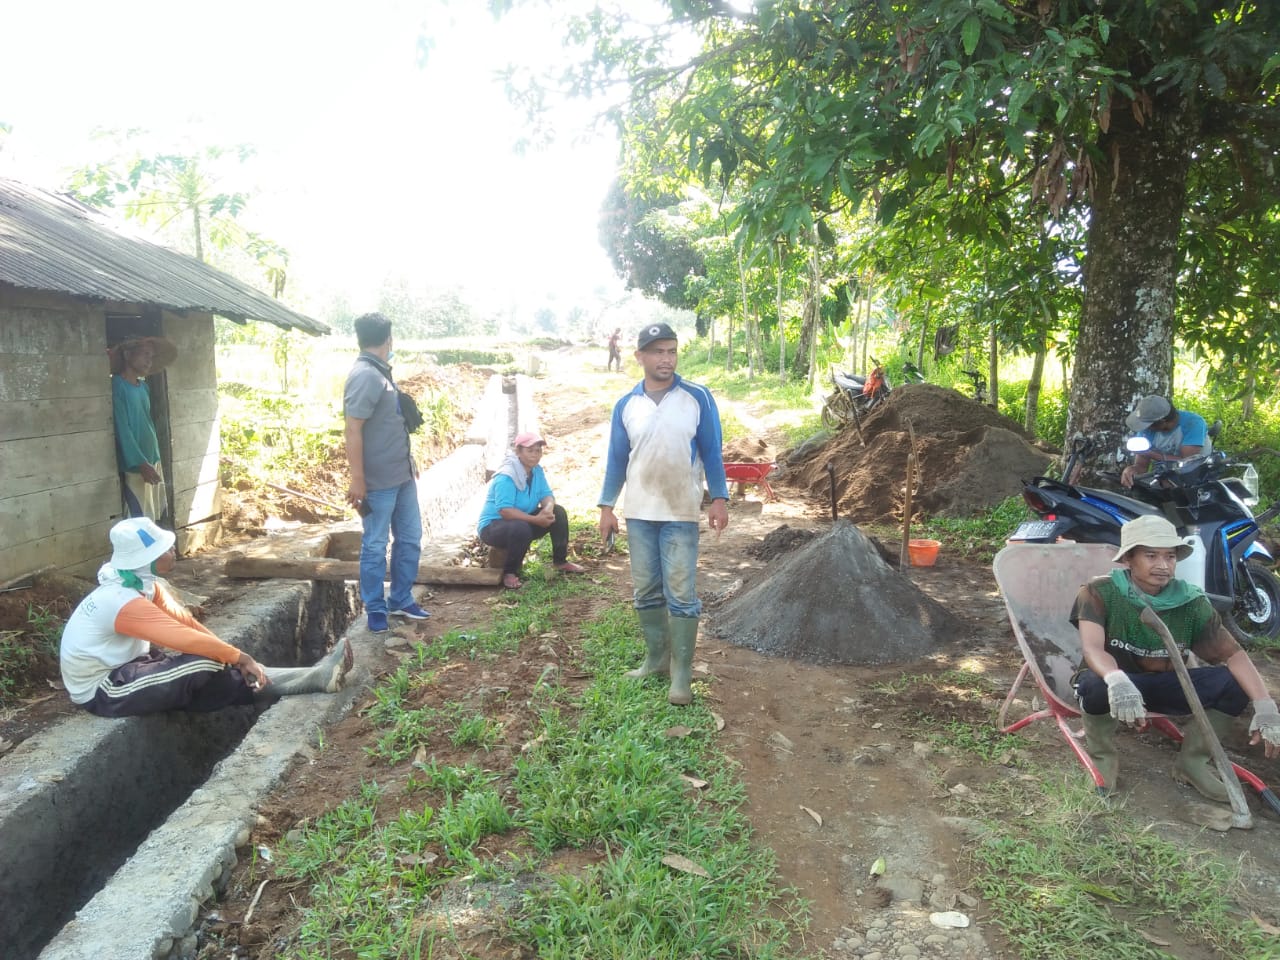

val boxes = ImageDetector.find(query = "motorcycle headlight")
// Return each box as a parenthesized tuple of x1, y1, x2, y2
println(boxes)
(1242, 463, 1260, 509)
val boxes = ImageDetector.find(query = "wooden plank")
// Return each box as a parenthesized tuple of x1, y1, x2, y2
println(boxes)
(0, 354, 113, 402)
(224, 553, 502, 587)
(0, 477, 121, 547)
(0, 397, 113, 442)
(173, 477, 222, 528)
(170, 421, 220, 465)
(0, 518, 115, 585)
(0, 432, 117, 498)
(167, 388, 219, 425)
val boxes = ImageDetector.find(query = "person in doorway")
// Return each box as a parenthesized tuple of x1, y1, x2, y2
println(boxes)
(60, 518, 354, 718)
(1120, 395, 1212, 488)
(598, 322, 730, 706)
(477, 432, 585, 589)
(110, 336, 176, 523)
(606, 327, 623, 372)
(1071, 514, 1280, 799)
(343, 313, 429, 632)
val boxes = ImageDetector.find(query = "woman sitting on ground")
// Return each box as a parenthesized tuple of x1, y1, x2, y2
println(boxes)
(60, 517, 353, 718)
(477, 432, 585, 589)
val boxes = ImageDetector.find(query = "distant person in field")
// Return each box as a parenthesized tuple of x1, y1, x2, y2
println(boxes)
(477, 431, 585, 590)
(607, 327, 622, 372)
(343, 312, 429, 633)
(60, 518, 354, 717)
(110, 336, 175, 523)
(598, 322, 730, 706)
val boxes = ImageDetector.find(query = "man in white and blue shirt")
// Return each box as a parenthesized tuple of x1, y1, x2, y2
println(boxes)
(598, 322, 730, 706)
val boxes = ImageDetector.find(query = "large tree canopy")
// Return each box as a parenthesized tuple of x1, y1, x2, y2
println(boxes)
(598, 177, 707, 311)
(527, 0, 1280, 454)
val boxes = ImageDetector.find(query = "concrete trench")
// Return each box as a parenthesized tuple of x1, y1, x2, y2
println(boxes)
(0, 372, 537, 960)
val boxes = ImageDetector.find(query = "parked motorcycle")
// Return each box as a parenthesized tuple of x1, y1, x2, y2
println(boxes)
(1011, 433, 1280, 644)
(822, 359, 891, 429)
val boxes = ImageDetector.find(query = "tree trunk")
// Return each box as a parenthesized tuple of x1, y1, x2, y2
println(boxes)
(1243, 368, 1256, 421)
(1025, 329, 1046, 436)
(706, 316, 715, 364)
(987, 311, 998, 409)
(861, 280, 873, 372)
(916, 300, 930, 371)
(1065, 89, 1197, 462)
(737, 246, 751, 377)
(776, 246, 787, 379)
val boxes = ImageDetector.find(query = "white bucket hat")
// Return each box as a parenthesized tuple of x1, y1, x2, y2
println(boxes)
(1112, 514, 1194, 562)
(109, 517, 176, 570)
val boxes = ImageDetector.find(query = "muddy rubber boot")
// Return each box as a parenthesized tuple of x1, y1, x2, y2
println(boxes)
(255, 639, 354, 700)
(667, 616, 698, 706)
(1081, 712, 1119, 793)
(624, 607, 670, 679)
(1172, 710, 1234, 803)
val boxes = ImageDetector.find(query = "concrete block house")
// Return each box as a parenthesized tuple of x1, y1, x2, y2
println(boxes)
(0, 178, 327, 584)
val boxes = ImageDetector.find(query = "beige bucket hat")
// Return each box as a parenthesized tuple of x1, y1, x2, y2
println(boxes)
(1112, 514, 1194, 562)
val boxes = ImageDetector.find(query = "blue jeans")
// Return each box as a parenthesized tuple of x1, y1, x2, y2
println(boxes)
(1076, 665, 1248, 717)
(360, 479, 423, 615)
(625, 519, 701, 618)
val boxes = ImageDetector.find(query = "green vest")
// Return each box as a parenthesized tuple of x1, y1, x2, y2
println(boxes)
(1091, 575, 1215, 665)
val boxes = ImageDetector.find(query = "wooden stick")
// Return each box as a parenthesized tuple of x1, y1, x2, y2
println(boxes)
(225, 554, 502, 587)
(264, 483, 350, 513)
(900, 420, 917, 568)
(243, 878, 270, 925)
(1138, 606, 1252, 829)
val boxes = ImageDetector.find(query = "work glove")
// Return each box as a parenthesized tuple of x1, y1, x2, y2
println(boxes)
(1248, 698, 1280, 751)
(1103, 670, 1145, 724)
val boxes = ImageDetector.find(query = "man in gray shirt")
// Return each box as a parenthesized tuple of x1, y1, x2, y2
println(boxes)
(343, 313, 429, 632)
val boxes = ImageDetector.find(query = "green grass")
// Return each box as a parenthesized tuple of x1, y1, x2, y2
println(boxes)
(918, 495, 1031, 562)
(0, 603, 67, 707)
(881, 672, 1280, 960)
(275, 568, 809, 959)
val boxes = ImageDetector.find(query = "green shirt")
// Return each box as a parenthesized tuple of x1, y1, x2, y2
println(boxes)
(111, 375, 161, 472)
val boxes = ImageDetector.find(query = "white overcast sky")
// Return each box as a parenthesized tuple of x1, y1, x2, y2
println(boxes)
(0, 1, 627, 314)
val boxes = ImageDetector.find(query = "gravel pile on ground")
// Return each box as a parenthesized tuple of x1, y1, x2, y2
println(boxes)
(709, 520, 958, 665)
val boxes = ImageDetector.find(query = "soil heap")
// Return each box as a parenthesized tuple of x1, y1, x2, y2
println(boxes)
(708, 520, 958, 665)
(793, 383, 1053, 522)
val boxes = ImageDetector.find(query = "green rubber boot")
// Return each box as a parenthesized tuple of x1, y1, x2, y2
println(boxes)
(1081, 712, 1119, 793)
(624, 607, 669, 679)
(1172, 710, 1235, 803)
(255, 639, 354, 700)
(667, 616, 698, 706)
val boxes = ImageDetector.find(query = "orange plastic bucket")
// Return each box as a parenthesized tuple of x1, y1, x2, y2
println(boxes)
(907, 539, 941, 567)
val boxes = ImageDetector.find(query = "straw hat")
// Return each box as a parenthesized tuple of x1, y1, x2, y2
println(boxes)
(109, 336, 178, 376)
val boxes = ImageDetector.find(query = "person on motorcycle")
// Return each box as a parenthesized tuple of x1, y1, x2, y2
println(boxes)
(1120, 395, 1212, 488)
(1070, 515, 1280, 800)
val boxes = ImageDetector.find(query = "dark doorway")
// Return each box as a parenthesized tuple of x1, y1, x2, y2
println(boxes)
(106, 309, 175, 529)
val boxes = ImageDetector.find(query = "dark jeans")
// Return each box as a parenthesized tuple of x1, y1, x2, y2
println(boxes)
(1076, 665, 1248, 717)
(479, 505, 570, 575)
(83, 651, 256, 718)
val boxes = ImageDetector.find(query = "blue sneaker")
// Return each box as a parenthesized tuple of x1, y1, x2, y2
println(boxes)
(367, 611, 389, 632)
(390, 602, 431, 621)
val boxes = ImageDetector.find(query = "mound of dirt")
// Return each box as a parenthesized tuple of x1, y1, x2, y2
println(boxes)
(746, 524, 818, 561)
(794, 384, 1052, 522)
(708, 520, 958, 665)
(723, 436, 774, 462)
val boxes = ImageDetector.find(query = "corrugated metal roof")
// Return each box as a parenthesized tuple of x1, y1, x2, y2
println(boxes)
(0, 177, 328, 335)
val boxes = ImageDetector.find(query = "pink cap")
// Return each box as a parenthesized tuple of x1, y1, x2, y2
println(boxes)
(513, 431, 546, 448)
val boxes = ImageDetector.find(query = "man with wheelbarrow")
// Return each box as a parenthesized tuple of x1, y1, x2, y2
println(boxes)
(1071, 515, 1280, 800)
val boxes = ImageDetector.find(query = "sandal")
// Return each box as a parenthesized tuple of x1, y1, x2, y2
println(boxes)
(502, 573, 523, 590)
(554, 561, 586, 574)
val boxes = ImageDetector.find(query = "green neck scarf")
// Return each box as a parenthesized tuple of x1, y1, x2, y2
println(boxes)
(117, 569, 144, 591)
(1109, 567, 1202, 612)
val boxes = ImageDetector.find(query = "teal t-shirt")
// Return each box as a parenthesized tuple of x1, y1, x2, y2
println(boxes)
(111, 375, 161, 472)
(478, 466, 554, 534)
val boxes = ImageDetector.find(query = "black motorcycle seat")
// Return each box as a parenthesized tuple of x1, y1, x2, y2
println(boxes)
(1077, 486, 1162, 516)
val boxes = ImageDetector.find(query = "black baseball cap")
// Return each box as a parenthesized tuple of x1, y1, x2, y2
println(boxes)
(637, 322, 678, 350)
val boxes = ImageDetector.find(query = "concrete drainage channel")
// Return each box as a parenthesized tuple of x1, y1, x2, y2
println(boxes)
(0, 372, 538, 960)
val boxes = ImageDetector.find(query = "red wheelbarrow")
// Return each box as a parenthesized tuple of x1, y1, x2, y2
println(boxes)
(723, 461, 778, 501)
(992, 541, 1280, 816)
